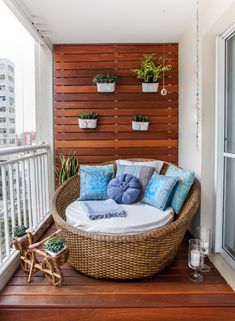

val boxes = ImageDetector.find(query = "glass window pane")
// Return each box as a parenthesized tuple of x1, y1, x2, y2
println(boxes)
(223, 157, 235, 258)
(225, 34, 235, 153)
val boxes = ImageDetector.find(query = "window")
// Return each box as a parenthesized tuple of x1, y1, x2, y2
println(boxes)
(9, 138, 15, 144)
(0, 138, 7, 144)
(0, 117, 6, 123)
(0, 96, 6, 101)
(9, 118, 14, 123)
(8, 65, 13, 72)
(0, 74, 5, 81)
(0, 85, 5, 91)
(8, 76, 13, 82)
(8, 86, 13, 93)
(0, 128, 6, 134)
(9, 128, 15, 134)
(9, 97, 14, 105)
(9, 107, 14, 113)
(0, 107, 6, 112)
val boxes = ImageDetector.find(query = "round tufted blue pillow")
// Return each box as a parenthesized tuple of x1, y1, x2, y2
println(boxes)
(107, 174, 142, 204)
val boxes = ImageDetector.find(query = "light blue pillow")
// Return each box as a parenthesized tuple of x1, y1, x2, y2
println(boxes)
(141, 173, 178, 211)
(165, 165, 195, 214)
(78, 164, 114, 200)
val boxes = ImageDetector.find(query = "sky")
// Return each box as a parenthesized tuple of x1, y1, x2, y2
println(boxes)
(0, 0, 36, 134)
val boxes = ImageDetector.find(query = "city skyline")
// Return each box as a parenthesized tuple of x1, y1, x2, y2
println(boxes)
(0, 0, 36, 134)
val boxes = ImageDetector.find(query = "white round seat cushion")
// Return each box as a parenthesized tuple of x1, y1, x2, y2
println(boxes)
(65, 201, 174, 235)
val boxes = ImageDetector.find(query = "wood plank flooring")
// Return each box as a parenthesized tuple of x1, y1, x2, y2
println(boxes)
(0, 224, 234, 321)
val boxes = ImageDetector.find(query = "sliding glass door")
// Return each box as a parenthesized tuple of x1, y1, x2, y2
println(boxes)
(216, 26, 235, 270)
(223, 33, 235, 263)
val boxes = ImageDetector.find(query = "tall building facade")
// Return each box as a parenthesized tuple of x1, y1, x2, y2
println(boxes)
(0, 58, 16, 148)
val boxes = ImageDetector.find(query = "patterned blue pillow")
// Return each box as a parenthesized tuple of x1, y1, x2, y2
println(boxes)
(78, 164, 114, 200)
(116, 164, 154, 195)
(165, 165, 195, 214)
(141, 173, 178, 211)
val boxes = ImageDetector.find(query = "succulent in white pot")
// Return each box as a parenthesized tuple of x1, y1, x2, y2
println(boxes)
(132, 114, 149, 131)
(132, 54, 171, 93)
(93, 73, 118, 92)
(78, 112, 98, 129)
(44, 236, 66, 257)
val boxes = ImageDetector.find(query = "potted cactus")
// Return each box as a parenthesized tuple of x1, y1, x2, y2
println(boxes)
(78, 112, 98, 129)
(132, 114, 149, 131)
(93, 73, 118, 92)
(132, 54, 171, 92)
(44, 236, 66, 257)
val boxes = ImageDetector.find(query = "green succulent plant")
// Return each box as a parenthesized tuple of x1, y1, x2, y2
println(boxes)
(93, 73, 118, 84)
(54, 154, 79, 185)
(132, 54, 171, 83)
(79, 112, 98, 119)
(133, 114, 149, 122)
(44, 237, 65, 254)
(13, 225, 27, 239)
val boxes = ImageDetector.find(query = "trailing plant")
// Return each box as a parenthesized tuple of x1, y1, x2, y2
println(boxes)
(45, 236, 65, 254)
(133, 114, 149, 122)
(54, 154, 79, 185)
(13, 225, 27, 239)
(79, 112, 98, 119)
(132, 54, 171, 83)
(93, 73, 118, 84)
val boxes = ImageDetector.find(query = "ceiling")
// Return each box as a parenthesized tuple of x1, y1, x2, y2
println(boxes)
(18, 0, 198, 44)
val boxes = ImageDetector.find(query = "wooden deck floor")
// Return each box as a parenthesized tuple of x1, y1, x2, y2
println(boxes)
(0, 225, 234, 321)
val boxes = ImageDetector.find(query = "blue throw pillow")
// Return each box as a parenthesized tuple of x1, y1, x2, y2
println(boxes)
(165, 165, 195, 214)
(141, 173, 178, 211)
(107, 174, 141, 204)
(78, 164, 114, 200)
(116, 164, 154, 195)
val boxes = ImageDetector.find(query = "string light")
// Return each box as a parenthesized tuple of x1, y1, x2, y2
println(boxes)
(196, 0, 200, 151)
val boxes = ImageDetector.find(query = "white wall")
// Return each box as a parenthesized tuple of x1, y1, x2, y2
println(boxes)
(179, 0, 235, 237)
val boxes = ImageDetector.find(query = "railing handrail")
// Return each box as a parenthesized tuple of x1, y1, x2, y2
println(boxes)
(0, 142, 49, 157)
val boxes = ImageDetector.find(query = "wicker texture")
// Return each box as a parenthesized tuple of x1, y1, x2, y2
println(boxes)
(51, 159, 200, 279)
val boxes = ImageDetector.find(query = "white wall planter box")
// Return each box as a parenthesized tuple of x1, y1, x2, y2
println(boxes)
(45, 245, 67, 257)
(78, 118, 97, 129)
(142, 83, 159, 92)
(132, 121, 149, 131)
(97, 83, 115, 92)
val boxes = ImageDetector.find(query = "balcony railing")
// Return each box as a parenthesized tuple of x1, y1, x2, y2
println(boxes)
(0, 143, 50, 269)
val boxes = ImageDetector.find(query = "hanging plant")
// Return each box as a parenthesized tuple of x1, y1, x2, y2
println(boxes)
(93, 73, 118, 92)
(132, 54, 171, 92)
(78, 112, 98, 128)
(132, 114, 149, 131)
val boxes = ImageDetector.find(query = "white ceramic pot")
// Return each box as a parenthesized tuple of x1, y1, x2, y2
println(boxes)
(78, 118, 97, 129)
(142, 82, 159, 93)
(97, 83, 115, 92)
(132, 121, 149, 131)
(45, 245, 67, 257)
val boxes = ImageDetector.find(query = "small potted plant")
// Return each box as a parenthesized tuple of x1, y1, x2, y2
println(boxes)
(78, 112, 98, 129)
(93, 73, 118, 92)
(12, 225, 28, 250)
(132, 114, 149, 131)
(132, 54, 171, 92)
(44, 236, 66, 257)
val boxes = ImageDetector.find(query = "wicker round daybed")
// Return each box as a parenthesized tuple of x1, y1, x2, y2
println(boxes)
(51, 159, 200, 280)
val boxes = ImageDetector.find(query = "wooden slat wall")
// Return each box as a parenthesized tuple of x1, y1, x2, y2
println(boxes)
(54, 44, 178, 164)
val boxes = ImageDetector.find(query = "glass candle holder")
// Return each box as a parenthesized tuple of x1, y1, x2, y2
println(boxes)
(197, 227, 211, 272)
(188, 239, 204, 282)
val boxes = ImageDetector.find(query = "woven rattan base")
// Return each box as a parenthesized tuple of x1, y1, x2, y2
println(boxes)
(51, 159, 200, 279)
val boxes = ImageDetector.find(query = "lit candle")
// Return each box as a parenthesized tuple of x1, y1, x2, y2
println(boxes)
(202, 241, 209, 255)
(190, 250, 200, 267)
